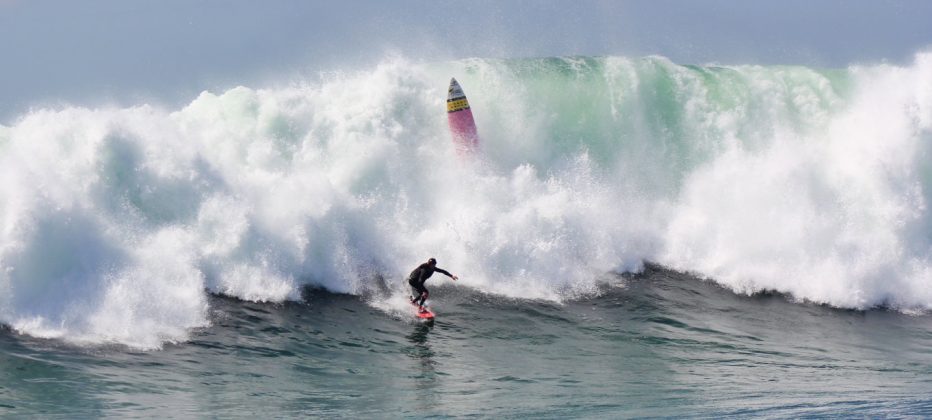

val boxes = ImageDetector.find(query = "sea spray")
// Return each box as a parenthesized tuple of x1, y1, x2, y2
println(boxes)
(661, 54, 932, 308)
(0, 53, 930, 347)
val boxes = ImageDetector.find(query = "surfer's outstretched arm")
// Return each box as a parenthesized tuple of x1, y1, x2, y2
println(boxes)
(435, 267, 458, 281)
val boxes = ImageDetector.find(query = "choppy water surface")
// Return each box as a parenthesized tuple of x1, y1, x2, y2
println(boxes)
(2, 267, 930, 417)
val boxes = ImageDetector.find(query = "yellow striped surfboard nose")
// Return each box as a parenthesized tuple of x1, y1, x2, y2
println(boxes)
(447, 98, 470, 112)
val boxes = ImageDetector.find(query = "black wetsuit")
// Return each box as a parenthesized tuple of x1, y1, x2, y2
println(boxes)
(408, 263, 453, 306)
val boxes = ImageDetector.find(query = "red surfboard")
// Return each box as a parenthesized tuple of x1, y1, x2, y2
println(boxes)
(410, 302, 435, 319)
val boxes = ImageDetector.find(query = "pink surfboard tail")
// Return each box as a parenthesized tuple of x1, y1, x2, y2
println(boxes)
(447, 78, 480, 155)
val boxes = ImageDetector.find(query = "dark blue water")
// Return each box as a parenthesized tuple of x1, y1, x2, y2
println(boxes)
(2, 265, 931, 417)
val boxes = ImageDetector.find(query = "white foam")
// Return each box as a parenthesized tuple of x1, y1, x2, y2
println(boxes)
(1, 53, 931, 347)
(661, 52, 932, 309)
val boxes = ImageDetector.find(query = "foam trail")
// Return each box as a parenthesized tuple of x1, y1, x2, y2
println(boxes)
(1, 53, 931, 348)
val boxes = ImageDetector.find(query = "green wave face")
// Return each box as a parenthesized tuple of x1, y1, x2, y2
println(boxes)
(453, 56, 853, 186)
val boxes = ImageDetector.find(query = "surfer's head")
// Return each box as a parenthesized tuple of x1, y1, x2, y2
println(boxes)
(428, 258, 437, 266)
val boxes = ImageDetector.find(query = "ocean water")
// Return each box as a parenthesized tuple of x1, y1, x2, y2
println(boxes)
(1, 53, 932, 416)
(3, 268, 932, 417)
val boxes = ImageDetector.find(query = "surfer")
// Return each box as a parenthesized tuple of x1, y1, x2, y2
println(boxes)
(408, 258, 458, 312)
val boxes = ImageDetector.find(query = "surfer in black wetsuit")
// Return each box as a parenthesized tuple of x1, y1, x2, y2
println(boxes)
(408, 258, 458, 312)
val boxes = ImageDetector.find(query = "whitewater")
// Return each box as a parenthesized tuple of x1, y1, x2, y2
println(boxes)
(1, 53, 931, 351)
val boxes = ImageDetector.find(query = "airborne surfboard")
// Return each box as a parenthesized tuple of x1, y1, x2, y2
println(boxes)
(447, 78, 479, 155)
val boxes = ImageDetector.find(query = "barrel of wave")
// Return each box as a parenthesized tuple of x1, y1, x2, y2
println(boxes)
(447, 78, 480, 155)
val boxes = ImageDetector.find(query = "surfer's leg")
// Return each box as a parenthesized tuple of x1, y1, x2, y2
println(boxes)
(418, 289, 429, 307)
(409, 279, 422, 303)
